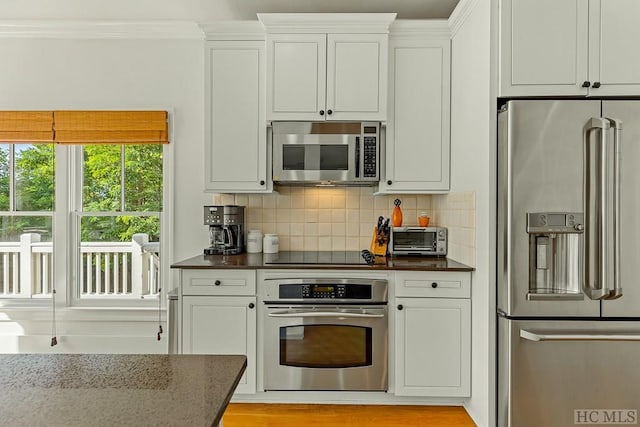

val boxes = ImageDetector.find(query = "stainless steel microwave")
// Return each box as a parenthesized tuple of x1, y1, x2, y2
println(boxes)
(271, 121, 381, 185)
(389, 226, 448, 256)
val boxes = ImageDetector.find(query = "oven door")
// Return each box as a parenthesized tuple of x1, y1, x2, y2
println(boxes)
(264, 305, 388, 391)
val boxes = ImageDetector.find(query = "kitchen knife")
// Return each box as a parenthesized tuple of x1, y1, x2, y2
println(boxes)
(382, 218, 390, 240)
(376, 216, 385, 244)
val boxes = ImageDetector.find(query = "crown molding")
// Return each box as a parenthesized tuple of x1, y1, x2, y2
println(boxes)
(0, 21, 203, 39)
(448, 0, 480, 38)
(257, 13, 397, 34)
(390, 19, 450, 39)
(199, 21, 265, 41)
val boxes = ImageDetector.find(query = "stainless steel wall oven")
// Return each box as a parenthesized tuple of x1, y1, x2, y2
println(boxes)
(263, 278, 388, 391)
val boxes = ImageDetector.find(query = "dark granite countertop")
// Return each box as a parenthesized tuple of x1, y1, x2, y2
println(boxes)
(171, 251, 473, 272)
(0, 353, 246, 427)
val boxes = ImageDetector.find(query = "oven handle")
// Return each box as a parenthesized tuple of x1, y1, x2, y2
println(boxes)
(267, 311, 385, 319)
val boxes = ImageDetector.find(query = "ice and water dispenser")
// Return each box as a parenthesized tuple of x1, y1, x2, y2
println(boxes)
(527, 212, 584, 299)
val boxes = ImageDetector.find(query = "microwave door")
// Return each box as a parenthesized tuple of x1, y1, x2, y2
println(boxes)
(275, 134, 357, 183)
(316, 134, 357, 182)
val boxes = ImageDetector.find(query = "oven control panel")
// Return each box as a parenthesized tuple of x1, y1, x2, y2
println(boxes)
(302, 284, 347, 299)
(279, 283, 373, 300)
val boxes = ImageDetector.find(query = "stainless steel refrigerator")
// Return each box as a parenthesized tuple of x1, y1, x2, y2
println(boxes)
(498, 100, 640, 427)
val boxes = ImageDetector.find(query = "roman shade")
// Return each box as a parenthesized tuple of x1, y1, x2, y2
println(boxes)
(54, 111, 169, 144)
(0, 111, 169, 144)
(0, 111, 54, 143)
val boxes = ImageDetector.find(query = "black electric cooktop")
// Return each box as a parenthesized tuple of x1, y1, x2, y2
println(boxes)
(263, 251, 369, 265)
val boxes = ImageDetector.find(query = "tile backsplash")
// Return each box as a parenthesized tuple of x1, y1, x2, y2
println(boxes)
(211, 188, 476, 267)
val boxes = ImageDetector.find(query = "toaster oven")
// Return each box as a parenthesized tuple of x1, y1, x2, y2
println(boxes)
(389, 226, 447, 256)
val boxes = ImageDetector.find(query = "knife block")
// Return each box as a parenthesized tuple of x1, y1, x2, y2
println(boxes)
(369, 226, 388, 257)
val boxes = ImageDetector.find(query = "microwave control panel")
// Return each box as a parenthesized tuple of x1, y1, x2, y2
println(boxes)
(363, 136, 377, 177)
(362, 123, 379, 178)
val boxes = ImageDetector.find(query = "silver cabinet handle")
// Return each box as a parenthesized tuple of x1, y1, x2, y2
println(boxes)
(521, 329, 640, 342)
(583, 117, 616, 300)
(267, 311, 384, 319)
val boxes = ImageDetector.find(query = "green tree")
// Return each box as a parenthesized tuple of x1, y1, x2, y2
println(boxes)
(1, 143, 161, 243)
(82, 144, 162, 242)
(0, 144, 55, 241)
(0, 145, 10, 211)
(15, 143, 55, 211)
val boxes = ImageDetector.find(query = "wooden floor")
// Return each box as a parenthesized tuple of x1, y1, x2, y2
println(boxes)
(223, 403, 476, 427)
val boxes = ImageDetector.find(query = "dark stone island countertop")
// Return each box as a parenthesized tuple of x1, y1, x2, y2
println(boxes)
(171, 251, 473, 272)
(0, 353, 246, 427)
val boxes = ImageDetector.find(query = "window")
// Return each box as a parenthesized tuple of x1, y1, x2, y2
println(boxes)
(0, 111, 170, 308)
(75, 144, 162, 302)
(0, 143, 55, 298)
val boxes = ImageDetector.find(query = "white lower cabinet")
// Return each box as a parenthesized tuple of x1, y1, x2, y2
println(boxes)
(394, 272, 471, 397)
(180, 268, 257, 394)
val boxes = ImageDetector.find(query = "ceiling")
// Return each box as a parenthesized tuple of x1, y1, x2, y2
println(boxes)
(228, 0, 462, 20)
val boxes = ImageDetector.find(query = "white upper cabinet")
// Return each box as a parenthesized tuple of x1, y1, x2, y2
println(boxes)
(266, 33, 327, 121)
(259, 13, 395, 121)
(590, 0, 640, 96)
(378, 22, 451, 193)
(202, 23, 271, 193)
(500, 0, 640, 97)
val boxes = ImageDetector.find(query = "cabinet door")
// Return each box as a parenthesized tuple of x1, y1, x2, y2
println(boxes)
(205, 41, 269, 193)
(380, 37, 450, 193)
(499, 0, 589, 97)
(266, 34, 326, 121)
(326, 33, 387, 121)
(394, 297, 470, 397)
(588, 0, 640, 96)
(182, 296, 257, 394)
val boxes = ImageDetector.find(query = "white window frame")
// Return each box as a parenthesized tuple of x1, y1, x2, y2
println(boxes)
(61, 141, 173, 309)
(0, 144, 55, 307)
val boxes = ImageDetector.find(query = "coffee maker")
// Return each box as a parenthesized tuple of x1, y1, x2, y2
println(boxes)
(203, 205, 245, 255)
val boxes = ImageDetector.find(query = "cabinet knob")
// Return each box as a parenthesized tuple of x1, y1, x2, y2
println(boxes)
(592, 82, 601, 88)
(260, 180, 265, 185)
(248, 302, 255, 309)
(397, 304, 403, 310)
(319, 110, 325, 116)
(581, 81, 591, 88)
(431, 282, 438, 288)
(327, 109, 333, 115)
(214, 280, 221, 286)
(387, 180, 392, 185)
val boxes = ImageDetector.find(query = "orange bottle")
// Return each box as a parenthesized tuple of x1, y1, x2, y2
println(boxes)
(392, 198, 403, 227)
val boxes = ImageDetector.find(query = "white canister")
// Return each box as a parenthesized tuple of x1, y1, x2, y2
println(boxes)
(247, 230, 263, 253)
(263, 234, 279, 254)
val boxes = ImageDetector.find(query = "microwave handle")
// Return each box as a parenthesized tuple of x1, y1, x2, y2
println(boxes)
(355, 136, 360, 178)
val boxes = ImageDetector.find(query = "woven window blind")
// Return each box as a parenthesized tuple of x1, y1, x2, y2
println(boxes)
(54, 111, 169, 144)
(0, 111, 169, 144)
(0, 111, 54, 143)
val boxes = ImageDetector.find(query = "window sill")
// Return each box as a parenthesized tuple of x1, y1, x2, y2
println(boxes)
(0, 306, 165, 322)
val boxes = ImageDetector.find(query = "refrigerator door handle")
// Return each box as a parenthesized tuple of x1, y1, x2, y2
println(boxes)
(583, 117, 616, 300)
(520, 329, 640, 342)
(605, 117, 623, 300)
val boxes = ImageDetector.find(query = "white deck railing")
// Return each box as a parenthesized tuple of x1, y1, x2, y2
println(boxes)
(0, 233, 159, 299)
